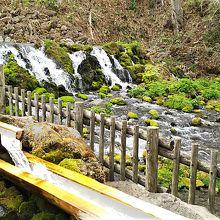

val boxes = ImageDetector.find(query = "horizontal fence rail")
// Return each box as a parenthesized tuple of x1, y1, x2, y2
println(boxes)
(0, 82, 220, 214)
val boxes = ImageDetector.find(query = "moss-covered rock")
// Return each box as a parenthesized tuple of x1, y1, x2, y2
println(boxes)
(138, 164, 146, 172)
(59, 158, 85, 173)
(149, 109, 159, 119)
(170, 127, 177, 135)
(56, 96, 75, 107)
(19, 201, 38, 220)
(44, 40, 74, 76)
(68, 43, 92, 52)
(142, 96, 152, 103)
(4, 54, 40, 91)
(110, 97, 127, 105)
(114, 153, 132, 166)
(76, 93, 88, 100)
(127, 112, 138, 119)
(111, 84, 121, 91)
(78, 55, 104, 91)
(144, 119, 159, 127)
(191, 117, 202, 126)
(99, 85, 110, 94)
(32, 87, 55, 102)
(31, 211, 55, 220)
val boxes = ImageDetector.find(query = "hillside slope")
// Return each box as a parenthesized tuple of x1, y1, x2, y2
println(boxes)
(0, 0, 220, 76)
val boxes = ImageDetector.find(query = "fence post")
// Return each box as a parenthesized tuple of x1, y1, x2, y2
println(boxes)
(0, 65, 5, 114)
(171, 137, 181, 197)
(58, 98, 62, 125)
(14, 87, 19, 116)
(74, 102, 83, 136)
(188, 143, 199, 204)
(121, 120, 127, 181)
(66, 102, 71, 127)
(8, 85, 13, 116)
(208, 149, 218, 213)
(34, 93, 39, 121)
(27, 91, 32, 116)
(145, 126, 159, 192)
(49, 97, 54, 123)
(132, 125, 139, 183)
(99, 113, 105, 163)
(109, 116, 116, 181)
(21, 89, 26, 117)
(90, 110, 95, 151)
(41, 95, 46, 122)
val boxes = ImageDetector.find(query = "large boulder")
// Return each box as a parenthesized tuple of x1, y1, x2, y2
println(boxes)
(0, 115, 106, 183)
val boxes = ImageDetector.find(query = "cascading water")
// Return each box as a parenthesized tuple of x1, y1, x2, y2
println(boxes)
(111, 55, 133, 83)
(91, 47, 131, 89)
(0, 44, 74, 93)
(68, 51, 86, 90)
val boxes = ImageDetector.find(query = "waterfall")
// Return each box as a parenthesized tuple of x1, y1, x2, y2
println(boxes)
(111, 55, 133, 84)
(68, 51, 86, 90)
(91, 47, 130, 89)
(0, 44, 74, 93)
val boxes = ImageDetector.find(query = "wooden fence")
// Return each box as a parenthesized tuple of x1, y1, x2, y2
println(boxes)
(0, 67, 219, 214)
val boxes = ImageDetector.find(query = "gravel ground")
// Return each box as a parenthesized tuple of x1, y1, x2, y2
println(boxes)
(106, 181, 219, 220)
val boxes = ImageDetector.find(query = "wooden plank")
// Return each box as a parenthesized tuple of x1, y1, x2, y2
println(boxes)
(90, 110, 95, 151)
(171, 137, 181, 197)
(21, 89, 26, 117)
(14, 87, 19, 116)
(8, 85, 13, 116)
(66, 102, 71, 127)
(120, 120, 127, 181)
(49, 97, 54, 123)
(58, 98, 62, 125)
(41, 95, 46, 122)
(99, 113, 105, 164)
(188, 143, 199, 204)
(0, 121, 23, 140)
(208, 149, 218, 213)
(132, 125, 139, 183)
(75, 102, 83, 135)
(109, 116, 116, 181)
(0, 159, 105, 219)
(27, 91, 32, 116)
(34, 93, 39, 121)
(0, 65, 5, 114)
(145, 126, 159, 192)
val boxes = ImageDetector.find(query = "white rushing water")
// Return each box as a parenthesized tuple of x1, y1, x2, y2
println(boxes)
(0, 44, 74, 93)
(68, 51, 86, 90)
(91, 47, 130, 89)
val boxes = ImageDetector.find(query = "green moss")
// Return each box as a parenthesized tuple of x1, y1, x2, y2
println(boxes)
(76, 93, 88, 100)
(170, 127, 177, 135)
(83, 127, 89, 138)
(69, 44, 92, 52)
(149, 109, 159, 119)
(142, 64, 160, 83)
(57, 96, 75, 107)
(142, 96, 152, 103)
(4, 54, 40, 91)
(90, 102, 112, 115)
(206, 100, 220, 112)
(31, 211, 55, 220)
(0, 186, 24, 211)
(59, 158, 85, 173)
(144, 119, 159, 127)
(127, 112, 138, 119)
(42, 150, 65, 164)
(19, 201, 37, 220)
(119, 52, 133, 67)
(111, 84, 121, 91)
(110, 97, 127, 105)
(126, 64, 145, 83)
(99, 85, 110, 94)
(32, 87, 55, 102)
(44, 40, 74, 75)
(91, 81, 102, 90)
(114, 153, 131, 165)
(191, 117, 202, 126)
(138, 164, 146, 172)
(155, 97, 165, 105)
